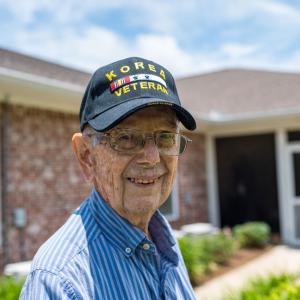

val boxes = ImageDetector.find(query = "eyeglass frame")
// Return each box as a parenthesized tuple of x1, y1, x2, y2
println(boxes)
(83, 127, 192, 156)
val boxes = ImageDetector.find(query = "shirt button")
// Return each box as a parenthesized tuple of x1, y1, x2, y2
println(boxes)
(125, 247, 132, 254)
(143, 243, 150, 250)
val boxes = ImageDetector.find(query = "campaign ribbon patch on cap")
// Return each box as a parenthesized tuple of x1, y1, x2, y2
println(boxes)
(110, 74, 167, 92)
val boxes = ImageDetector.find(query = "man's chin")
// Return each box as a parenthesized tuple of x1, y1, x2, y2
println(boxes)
(124, 199, 160, 217)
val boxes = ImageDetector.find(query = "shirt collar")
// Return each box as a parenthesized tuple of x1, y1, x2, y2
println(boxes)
(89, 188, 178, 265)
(149, 211, 179, 265)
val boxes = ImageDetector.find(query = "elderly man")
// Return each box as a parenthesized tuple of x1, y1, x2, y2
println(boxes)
(20, 57, 196, 299)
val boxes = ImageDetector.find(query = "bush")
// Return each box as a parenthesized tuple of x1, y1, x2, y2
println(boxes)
(178, 236, 210, 285)
(178, 233, 236, 285)
(200, 233, 236, 265)
(0, 276, 25, 300)
(233, 222, 271, 248)
(222, 273, 300, 300)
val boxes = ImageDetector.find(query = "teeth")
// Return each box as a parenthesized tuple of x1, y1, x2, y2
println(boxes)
(128, 177, 158, 184)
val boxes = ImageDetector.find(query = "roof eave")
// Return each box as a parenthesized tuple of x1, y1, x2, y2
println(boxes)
(0, 67, 85, 113)
(185, 108, 300, 133)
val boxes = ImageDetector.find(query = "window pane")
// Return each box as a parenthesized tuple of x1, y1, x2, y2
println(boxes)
(293, 153, 300, 197)
(295, 206, 300, 239)
(288, 131, 300, 142)
(159, 193, 173, 215)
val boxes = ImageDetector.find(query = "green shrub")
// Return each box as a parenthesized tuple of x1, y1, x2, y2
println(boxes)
(178, 237, 199, 281)
(178, 232, 236, 285)
(222, 273, 300, 300)
(0, 276, 25, 300)
(233, 222, 271, 248)
(200, 233, 236, 265)
(178, 236, 210, 285)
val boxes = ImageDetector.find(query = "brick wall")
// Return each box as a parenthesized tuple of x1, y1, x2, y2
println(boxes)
(1, 104, 208, 265)
(3, 105, 90, 264)
(171, 132, 208, 229)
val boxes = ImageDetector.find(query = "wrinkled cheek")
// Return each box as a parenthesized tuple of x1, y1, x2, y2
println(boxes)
(92, 155, 114, 202)
(110, 155, 124, 201)
(163, 158, 178, 198)
(92, 152, 125, 206)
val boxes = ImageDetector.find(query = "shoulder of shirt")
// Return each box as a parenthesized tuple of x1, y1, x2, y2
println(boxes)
(29, 198, 101, 276)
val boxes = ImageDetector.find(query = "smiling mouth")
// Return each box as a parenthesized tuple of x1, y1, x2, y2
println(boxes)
(126, 176, 162, 185)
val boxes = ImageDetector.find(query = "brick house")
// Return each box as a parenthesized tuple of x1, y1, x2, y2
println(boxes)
(0, 48, 300, 268)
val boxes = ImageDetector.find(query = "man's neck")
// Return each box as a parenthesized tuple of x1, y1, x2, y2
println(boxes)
(119, 211, 154, 240)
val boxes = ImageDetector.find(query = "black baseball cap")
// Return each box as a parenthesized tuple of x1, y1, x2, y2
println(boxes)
(80, 57, 196, 132)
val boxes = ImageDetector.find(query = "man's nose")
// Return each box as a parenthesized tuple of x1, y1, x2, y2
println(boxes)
(136, 136, 160, 166)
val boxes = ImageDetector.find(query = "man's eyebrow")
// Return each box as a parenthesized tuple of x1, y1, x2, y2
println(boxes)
(166, 118, 178, 127)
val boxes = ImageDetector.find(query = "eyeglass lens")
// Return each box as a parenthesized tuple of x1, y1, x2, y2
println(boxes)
(111, 131, 187, 155)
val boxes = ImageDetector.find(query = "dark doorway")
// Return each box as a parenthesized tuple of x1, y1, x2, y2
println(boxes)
(215, 133, 279, 232)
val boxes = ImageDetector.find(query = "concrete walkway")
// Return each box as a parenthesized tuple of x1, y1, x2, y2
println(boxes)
(194, 245, 300, 300)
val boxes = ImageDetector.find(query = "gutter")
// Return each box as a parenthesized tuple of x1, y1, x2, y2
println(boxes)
(193, 106, 300, 126)
(0, 67, 85, 93)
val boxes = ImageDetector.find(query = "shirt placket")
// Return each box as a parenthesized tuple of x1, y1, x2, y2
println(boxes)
(132, 241, 162, 298)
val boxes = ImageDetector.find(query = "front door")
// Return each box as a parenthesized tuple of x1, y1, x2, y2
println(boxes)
(215, 133, 280, 232)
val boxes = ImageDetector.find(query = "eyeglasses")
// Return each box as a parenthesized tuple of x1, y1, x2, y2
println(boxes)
(83, 128, 192, 156)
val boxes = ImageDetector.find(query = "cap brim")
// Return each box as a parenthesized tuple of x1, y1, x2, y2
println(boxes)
(88, 98, 196, 132)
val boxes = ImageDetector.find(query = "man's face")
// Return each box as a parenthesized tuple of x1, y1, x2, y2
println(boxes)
(88, 106, 178, 220)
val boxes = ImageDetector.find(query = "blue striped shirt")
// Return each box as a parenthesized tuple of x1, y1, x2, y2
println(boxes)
(20, 188, 195, 299)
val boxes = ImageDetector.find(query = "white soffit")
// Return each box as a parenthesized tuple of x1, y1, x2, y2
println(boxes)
(0, 67, 85, 113)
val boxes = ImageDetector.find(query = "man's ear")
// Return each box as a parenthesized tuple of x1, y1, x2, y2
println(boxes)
(72, 133, 94, 182)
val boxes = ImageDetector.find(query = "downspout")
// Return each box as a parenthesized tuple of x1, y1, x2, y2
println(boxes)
(0, 95, 10, 267)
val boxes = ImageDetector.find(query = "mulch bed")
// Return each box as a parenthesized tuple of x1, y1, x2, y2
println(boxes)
(200, 244, 274, 284)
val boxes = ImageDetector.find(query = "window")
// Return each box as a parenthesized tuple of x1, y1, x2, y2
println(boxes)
(294, 206, 300, 239)
(293, 153, 300, 197)
(287, 131, 300, 142)
(159, 178, 179, 221)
